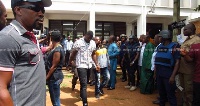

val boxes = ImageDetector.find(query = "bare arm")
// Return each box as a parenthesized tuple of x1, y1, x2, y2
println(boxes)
(92, 51, 98, 66)
(0, 71, 14, 106)
(169, 59, 180, 84)
(46, 52, 61, 80)
(68, 49, 78, 66)
(132, 52, 139, 63)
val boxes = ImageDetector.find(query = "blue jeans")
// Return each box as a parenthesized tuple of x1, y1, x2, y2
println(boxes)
(48, 79, 62, 106)
(94, 67, 109, 95)
(108, 59, 117, 88)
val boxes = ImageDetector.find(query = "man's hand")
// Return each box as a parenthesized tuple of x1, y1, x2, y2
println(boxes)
(96, 64, 100, 72)
(130, 61, 134, 66)
(169, 76, 175, 84)
(180, 48, 188, 56)
(108, 64, 111, 70)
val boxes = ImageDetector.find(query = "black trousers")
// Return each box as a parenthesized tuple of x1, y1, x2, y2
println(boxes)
(77, 68, 90, 103)
(193, 81, 200, 106)
(65, 50, 70, 66)
(120, 57, 127, 80)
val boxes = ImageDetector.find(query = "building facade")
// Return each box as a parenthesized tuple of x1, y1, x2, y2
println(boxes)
(2, 0, 200, 40)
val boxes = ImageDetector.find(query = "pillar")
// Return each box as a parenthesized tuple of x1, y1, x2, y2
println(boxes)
(126, 23, 132, 38)
(137, 6, 146, 37)
(89, 3, 95, 36)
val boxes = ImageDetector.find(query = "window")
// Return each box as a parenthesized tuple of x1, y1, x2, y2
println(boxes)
(49, 20, 87, 41)
(95, 21, 126, 40)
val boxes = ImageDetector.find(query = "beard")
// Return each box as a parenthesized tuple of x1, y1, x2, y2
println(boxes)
(0, 20, 6, 31)
(32, 19, 43, 30)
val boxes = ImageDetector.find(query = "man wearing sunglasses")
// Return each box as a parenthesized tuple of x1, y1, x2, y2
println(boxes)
(0, 0, 51, 106)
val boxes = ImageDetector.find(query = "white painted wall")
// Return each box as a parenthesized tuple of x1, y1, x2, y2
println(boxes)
(147, 17, 172, 30)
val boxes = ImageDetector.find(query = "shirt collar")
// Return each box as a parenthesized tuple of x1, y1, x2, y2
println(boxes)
(10, 20, 28, 35)
(189, 35, 195, 39)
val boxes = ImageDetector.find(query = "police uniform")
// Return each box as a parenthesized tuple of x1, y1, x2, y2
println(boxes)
(123, 35, 139, 88)
(119, 34, 128, 81)
(155, 30, 181, 106)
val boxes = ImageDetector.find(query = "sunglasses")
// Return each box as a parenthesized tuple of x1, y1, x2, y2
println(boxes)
(19, 5, 45, 14)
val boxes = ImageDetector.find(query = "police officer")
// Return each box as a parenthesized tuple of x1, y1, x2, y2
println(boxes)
(122, 35, 140, 91)
(155, 30, 180, 106)
(119, 34, 128, 82)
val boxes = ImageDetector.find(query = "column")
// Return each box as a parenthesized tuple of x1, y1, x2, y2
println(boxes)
(137, 6, 146, 37)
(89, 3, 95, 36)
(126, 23, 132, 38)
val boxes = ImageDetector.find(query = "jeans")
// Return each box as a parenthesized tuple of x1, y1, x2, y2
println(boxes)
(193, 81, 200, 106)
(48, 79, 62, 106)
(77, 68, 90, 103)
(94, 67, 109, 95)
(108, 59, 117, 88)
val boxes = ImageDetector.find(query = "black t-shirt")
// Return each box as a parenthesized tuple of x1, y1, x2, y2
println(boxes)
(46, 45, 65, 80)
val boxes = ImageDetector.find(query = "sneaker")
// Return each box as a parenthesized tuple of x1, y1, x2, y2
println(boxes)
(130, 86, 137, 91)
(124, 85, 131, 89)
(83, 102, 88, 106)
(99, 90, 104, 95)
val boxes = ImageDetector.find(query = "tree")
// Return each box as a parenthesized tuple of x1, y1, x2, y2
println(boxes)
(172, 0, 180, 42)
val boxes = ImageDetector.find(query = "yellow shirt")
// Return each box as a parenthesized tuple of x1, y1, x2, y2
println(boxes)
(179, 35, 200, 74)
(95, 47, 109, 68)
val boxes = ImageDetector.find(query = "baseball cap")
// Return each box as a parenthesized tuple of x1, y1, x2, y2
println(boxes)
(11, 0, 52, 8)
(158, 30, 172, 39)
(129, 35, 136, 39)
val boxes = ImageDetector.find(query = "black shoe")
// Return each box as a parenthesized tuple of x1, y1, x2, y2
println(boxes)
(152, 100, 160, 104)
(121, 79, 127, 82)
(72, 85, 75, 91)
(90, 81, 95, 86)
(83, 102, 88, 106)
(104, 85, 109, 88)
(107, 87, 115, 90)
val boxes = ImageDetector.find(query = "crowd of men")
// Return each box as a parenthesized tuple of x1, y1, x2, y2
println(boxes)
(0, 0, 200, 106)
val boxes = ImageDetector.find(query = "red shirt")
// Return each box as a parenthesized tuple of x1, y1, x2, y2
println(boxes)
(189, 43, 200, 82)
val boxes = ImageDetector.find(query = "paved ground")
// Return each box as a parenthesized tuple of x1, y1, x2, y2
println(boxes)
(46, 70, 163, 106)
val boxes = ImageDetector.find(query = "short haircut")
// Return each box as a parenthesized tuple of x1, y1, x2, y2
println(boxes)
(110, 35, 116, 42)
(188, 23, 196, 34)
(51, 29, 61, 42)
(0, 1, 5, 16)
(12, 1, 24, 17)
(86, 31, 93, 37)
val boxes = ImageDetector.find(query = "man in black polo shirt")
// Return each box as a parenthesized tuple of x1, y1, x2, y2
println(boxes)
(0, 0, 52, 105)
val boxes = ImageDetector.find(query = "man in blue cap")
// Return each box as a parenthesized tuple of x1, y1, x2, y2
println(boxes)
(0, 0, 51, 105)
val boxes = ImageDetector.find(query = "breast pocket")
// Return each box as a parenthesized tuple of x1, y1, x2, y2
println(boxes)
(28, 48, 40, 65)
